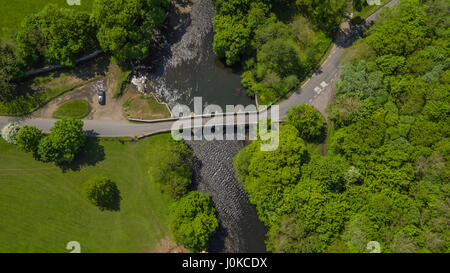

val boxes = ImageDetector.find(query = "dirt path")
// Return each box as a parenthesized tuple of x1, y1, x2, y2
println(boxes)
(32, 78, 139, 121)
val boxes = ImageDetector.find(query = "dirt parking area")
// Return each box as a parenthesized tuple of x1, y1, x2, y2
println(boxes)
(32, 78, 139, 121)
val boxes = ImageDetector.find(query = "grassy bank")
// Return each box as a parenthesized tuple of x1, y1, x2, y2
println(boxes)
(123, 94, 171, 120)
(0, 134, 176, 252)
(106, 59, 131, 99)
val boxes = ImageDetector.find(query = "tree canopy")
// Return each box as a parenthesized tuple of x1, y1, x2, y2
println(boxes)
(169, 191, 218, 252)
(16, 4, 98, 67)
(15, 125, 43, 154)
(92, 0, 169, 63)
(83, 175, 121, 211)
(286, 104, 326, 142)
(37, 118, 86, 163)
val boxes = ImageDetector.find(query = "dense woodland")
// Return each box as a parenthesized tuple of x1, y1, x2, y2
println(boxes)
(234, 0, 449, 253)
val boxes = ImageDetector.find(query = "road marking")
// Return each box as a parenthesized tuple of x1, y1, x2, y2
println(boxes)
(314, 87, 322, 94)
(320, 81, 329, 88)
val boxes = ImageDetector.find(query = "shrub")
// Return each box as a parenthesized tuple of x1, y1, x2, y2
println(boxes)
(15, 125, 43, 153)
(83, 175, 120, 211)
(1, 122, 20, 144)
(0, 44, 23, 102)
(169, 191, 218, 252)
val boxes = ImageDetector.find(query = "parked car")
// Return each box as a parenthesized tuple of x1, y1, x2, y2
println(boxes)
(98, 90, 105, 105)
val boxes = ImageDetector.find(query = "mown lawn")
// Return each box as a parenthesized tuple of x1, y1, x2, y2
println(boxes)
(0, 134, 176, 253)
(53, 99, 90, 119)
(0, 0, 94, 43)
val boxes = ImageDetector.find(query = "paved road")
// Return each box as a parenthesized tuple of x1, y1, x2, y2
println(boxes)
(0, 0, 399, 137)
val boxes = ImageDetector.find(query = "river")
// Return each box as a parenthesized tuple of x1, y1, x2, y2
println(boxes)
(136, 0, 267, 253)
(186, 138, 267, 253)
(138, 0, 253, 110)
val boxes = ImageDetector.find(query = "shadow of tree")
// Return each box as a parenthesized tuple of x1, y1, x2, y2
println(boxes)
(58, 136, 105, 172)
(35, 55, 110, 82)
(334, 19, 375, 49)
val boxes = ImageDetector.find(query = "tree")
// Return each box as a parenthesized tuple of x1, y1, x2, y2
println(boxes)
(254, 21, 293, 50)
(169, 191, 218, 252)
(286, 105, 326, 142)
(235, 124, 308, 225)
(336, 61, 386, 100)
(149, 140, 193, 199)
(213, 15, 252, 66)
(37, 118, 86, 163)
(328, 95, 361, 127)
(1, 123, 20, 144)
(15, 125, 43, 154)
(16, 4, 98, 67)
(233, 141, 258, 182)
(266, 215, 323, 253)
(295, 0, 347, 35)
(300, 155, 349, 192)
(212, 0, 270, 66)
(83, 175, 120, 211)
(409, 120, 443, 147)
(330, 108, 387, 158)
(366, 0, 429, 57)
(0, 44, 23, 101)
(257, 38, 301, 78)
(92, 0, 169, 63)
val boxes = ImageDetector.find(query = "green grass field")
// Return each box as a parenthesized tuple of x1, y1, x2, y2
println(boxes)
(53, 100, 90, 119)
(0, 134, 176, 253)
(0, 0, 94, 43)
